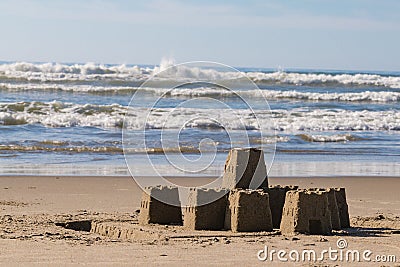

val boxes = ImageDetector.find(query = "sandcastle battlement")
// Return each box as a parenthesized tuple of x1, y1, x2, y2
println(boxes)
(268, 185, 299, 190)
(142, 185, 182, 205)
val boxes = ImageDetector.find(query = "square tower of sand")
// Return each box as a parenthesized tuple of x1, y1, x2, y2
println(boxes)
(224, 189, 273, 232)
(280, 190, 332, 235)
(266, 185, 298, 229)
(183, 188, 228, 230)
(309, 188, 341, 230)
(138, 185, 182, 225)
(222, 148, 268, 190)
(334, 188, 350, 228)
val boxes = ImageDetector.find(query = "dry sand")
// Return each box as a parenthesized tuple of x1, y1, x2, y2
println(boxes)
(1, 176, 400, 266)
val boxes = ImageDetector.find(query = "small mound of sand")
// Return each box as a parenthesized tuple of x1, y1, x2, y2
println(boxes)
(0, 200, 29, 207)
(351, 215, 400, 229)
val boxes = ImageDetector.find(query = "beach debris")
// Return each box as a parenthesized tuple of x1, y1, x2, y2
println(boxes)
(138, 185, 182, 226)
(224, 189, 273, 232)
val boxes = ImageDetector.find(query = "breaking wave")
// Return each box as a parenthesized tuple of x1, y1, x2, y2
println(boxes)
(1, 60, 400, 88)
(154, 87, 400, 102)
(297, 133, 360, 142)
(0, 82, 138, 93)
(1, 101, 399, 131)
(0, 144, 205, 154)
(248, 72, 400, 88)
(1, 82, 399, 102)
(0, 62, 151, 82)
(0, 144, 123, 153)
(259, 90, 400, 102)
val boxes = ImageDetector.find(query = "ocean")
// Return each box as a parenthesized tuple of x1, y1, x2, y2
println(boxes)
(0, 60, 399, 177)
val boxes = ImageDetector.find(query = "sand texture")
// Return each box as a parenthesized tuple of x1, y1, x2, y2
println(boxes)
(1, 176, 400, 266)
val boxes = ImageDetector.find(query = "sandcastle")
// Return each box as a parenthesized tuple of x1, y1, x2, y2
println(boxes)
(224, 189, 273, 232)
(138, 148, 351, 235)
(222, 148, 268, 189)
(266, 185, 299, 229)
(334, 187, 350, 228)
(280, 190, 332, 235)
(138, 185, 182, 225)
(184, 188, 228, 230)
(308, 188, 341, 230)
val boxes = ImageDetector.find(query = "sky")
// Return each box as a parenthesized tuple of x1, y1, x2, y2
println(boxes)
(0, 0, 399, 71)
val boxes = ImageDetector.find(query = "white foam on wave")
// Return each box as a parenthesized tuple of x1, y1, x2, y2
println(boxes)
(1, 60, 400, 88)
(0, 62, 152, 82)
(297, 133, 358, 142)
(1, 82, 399, 102)
(0, 82, 138, 93)
(1, 101, 399, 131)
(0, 101, 126, 128)
(248, 72, 400, 89)
(164, 87, 400, 102)
(259, 90, 400, 102)
(272, 108, 400, 131)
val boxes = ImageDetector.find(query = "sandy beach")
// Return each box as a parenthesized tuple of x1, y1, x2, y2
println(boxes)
(1, 175, 399, 266)
(2, 0, 400, 265)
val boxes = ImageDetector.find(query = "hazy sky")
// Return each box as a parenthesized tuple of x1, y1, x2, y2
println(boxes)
(1, 0, 399, 71)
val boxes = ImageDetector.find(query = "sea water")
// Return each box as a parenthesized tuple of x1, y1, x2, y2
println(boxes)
(0, 60, 399, 176)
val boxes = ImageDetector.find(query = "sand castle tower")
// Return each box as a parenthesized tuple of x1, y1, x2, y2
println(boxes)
(266, 185, 299, 229)
(224, 189, 273, 232)
(309, 188, 341, 230)
(222, 148, 268, 190)
(138, 186, 182, 225)
(334, 188, 350, 228)
(183, 188, 229, 230)
(280, 190, 332, 235)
